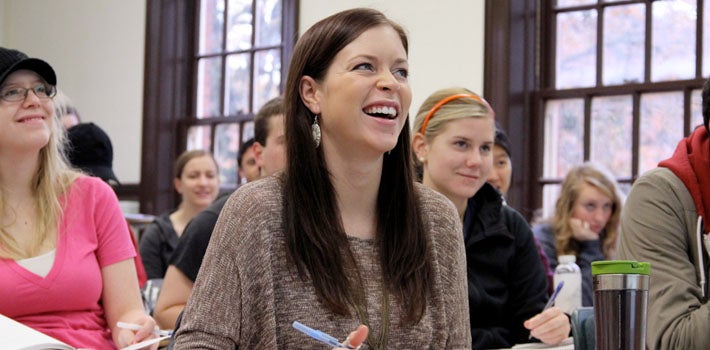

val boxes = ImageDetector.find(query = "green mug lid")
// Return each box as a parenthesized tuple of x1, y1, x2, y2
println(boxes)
(591, 260, 650, 276)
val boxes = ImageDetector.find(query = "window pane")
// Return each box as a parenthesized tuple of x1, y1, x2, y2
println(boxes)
(705, 1, 710, 77)
(556, 0, 595, 7)
(544, 99, 585, 178)
(639, 92, 684, 174)
(199, 0, 225, 55)
(603, 4, 644, 85)
(255, 0, 282, 46)
(691, 89, 704, 131)
(224, 53, 251, 116)
(187, 125, 212, 151)
(253, 49, 281, 113)
(651, 0, 696, 82)
(226, 0, 253, 51)
(197, 57, 223, 118)
(242, 120, 255, 141)
(214, 123, 240, 187)
(556, 10, 597, 89)
(542, 184, 561, 222)
(590, 95, 632, 177)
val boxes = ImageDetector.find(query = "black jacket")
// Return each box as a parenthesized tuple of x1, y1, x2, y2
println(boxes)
(464, 183, 549, 349)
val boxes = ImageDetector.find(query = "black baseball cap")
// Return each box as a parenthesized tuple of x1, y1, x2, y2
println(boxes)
(67, 123, 120, 185)
(0, 47, 56, 86)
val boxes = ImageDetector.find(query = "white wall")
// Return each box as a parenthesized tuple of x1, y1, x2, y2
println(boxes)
(1, 0, 146, 183)
(1, 0, 484, 185)
(299, 0, 485, 118)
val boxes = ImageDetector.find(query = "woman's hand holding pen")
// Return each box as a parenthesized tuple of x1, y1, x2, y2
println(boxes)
(116, 315, 160, 350)
(523, 306, 570, 345)
(333, 325, 368, 350)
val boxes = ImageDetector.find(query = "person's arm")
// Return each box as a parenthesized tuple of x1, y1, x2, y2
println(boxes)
(102, 258, 159, 349)
(618, 169, 710, 349)
(139, 223, 166, 280)
(153, 266, 193, 330)
(90, 178, 159, 349)
(504, 210, 558, 345)
(429, 196, 471, 349)
(532, 224, 559, 272)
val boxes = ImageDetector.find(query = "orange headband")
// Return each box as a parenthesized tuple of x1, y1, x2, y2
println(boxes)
(419, 93, 493, 135)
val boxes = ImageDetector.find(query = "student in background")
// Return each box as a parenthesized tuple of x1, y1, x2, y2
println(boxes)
(66, 122, 121, 186)
(533, 162, 622, 307)
(0, 47, 157, 349)
(488, 126, 513, 197)
(153, 96, 286, 330)
(173, 8, 470, 349)
(617, 78, 710, 349)
(487, 126, 554, 294)
(53, 89, 81, 129)
(237, 137, 259, 184)
(412, 87, 569, 349)
(139, 150, 219, 279)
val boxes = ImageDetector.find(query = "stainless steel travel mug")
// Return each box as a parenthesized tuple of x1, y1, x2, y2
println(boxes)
(592, 260, 650, 350)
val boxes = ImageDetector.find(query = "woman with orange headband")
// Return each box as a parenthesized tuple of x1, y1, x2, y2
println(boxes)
(412, 87, 569, 349)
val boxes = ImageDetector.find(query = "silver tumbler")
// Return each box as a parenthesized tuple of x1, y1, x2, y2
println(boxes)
(592, 260, 650, 350)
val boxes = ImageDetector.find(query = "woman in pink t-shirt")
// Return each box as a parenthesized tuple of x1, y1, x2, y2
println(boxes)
(0, 47, 158, 349)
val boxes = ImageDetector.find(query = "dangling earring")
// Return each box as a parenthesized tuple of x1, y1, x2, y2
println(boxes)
(311, 114, 321, 148)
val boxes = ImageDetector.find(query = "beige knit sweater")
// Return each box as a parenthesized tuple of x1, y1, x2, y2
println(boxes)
(174, 176, 471, 349)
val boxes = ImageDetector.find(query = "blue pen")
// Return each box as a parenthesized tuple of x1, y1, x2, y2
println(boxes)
(293, 321, 354, 349)
(529, 281, 564, 340)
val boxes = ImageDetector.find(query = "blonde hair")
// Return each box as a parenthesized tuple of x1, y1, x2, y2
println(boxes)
(552, 162, 622, 259)
(0, 100, 80, 259)
(411, 87, 494, 177)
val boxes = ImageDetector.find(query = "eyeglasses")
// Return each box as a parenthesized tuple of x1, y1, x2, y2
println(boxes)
(0, 83, 57, 102)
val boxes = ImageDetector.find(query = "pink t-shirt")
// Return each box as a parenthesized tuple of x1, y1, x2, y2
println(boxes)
(0, 176, 136, 349)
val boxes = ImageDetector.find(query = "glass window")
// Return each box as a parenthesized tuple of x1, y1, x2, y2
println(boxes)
(603, 4, 644, 85)
(199, 0, 225, 55)
(590, 95, 632, 177)
(651, 0, 696, 82)
(214, 123, 240, 186)
(186, 0, 288, 190)
(535, 0, 706, 216)
(556, 10, 597, 89)
(556, 0, 595, 7)
(187, 126, 212, 151)
(639, 92, 684, 174)
(255, 0, 282, 46)
(544, 99, 584, 178)
(226, 0, 253, 51)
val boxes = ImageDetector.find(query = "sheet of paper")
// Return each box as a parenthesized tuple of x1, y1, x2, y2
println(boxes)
(510, 337, 574, 349)
(119, 336, 170, 350)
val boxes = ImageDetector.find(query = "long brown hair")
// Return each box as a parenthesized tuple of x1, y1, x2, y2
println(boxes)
(552, 162, 623, 259)
(282, 8, 430, 324)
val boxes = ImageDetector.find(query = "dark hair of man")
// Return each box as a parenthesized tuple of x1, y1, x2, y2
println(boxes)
(237, 138, 256, 167)
(282, 8, 431, 325)
(254, 96, 285, 145)
(702, 78, 709, 132)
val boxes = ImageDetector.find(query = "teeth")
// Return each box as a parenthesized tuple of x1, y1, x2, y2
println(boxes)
(364, 106, 397, 116)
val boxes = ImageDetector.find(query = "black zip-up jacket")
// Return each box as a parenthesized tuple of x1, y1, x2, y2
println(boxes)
(463, 183, 548, 349)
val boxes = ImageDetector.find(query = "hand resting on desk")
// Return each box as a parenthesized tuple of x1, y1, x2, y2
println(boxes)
(523, 306, 570, 345)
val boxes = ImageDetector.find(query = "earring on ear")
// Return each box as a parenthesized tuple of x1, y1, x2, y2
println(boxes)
(419, 157, 425, 163)
(311, 114, 321, 148)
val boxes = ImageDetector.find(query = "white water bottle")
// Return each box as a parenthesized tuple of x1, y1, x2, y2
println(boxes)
(553, 255, 582, 314)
